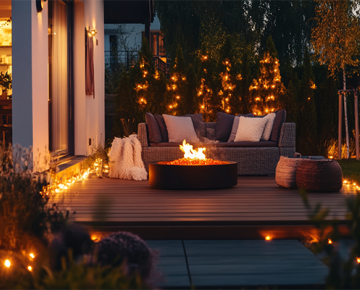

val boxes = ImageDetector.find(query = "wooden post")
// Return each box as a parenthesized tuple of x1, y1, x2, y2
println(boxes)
(338, 91, 343, 159)
(355, 90, 359, 160)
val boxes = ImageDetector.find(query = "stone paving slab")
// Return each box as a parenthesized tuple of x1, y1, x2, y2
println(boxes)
(147, 240, 328, 288)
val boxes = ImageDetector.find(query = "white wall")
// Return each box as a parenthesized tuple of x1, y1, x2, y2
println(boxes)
(13, 0, 105, 170)
(12, 0, 49, 171)
(82, 0, 105, 155)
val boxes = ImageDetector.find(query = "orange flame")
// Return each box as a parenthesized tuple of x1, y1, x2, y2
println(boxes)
(180, 140, 206, 160)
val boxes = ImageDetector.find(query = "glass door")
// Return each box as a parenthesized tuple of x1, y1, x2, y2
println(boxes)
(48, 0, 74, 157)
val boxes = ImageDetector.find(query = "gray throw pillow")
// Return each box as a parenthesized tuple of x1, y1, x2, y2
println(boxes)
(270, 109, 287, 143)
(215, 112, 235, 141)
(186, 113, 206, 139)
(145, 112, 162, 144)
(154, 114, 168, 142)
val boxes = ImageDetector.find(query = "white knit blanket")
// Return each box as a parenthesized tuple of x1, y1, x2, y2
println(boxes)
(108, 134, 148, 181)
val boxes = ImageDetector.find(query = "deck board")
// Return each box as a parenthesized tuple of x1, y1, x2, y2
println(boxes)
(52, 176, 350, 223)
(50, 176, 353, 238)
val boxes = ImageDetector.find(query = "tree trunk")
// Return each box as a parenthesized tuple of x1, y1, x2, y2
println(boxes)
(342, 65, 350, 159)
(338, 92, 342, 159)
(355, 90, 359, 160)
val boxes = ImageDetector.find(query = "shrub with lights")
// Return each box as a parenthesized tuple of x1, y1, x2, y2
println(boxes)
(197, 43, 220, 121)
(217, 36, 243, 115)
(166, 45, 190, 115)
(114, 38, 167, 136)
(250, 36, 285, 116)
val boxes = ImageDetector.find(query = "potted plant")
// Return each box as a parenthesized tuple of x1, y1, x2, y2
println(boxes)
(0, 72, 12, 99)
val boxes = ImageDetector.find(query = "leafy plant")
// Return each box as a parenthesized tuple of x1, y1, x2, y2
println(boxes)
(302, 189, 360, 289)
(0, 71, 11, 90)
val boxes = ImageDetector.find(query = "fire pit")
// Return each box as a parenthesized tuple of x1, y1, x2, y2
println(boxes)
(149, 140, 237, 190)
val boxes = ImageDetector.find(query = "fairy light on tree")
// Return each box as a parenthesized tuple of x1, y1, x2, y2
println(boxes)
(250, 36, 285, 116)
(197, 44, 218, 121)
(218, 36, 243, 114)
(166, 46, 189, 115)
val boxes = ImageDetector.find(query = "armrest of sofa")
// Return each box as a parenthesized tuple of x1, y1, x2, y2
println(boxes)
(138, 123, 149, 147)
(278, 122, 296, 148)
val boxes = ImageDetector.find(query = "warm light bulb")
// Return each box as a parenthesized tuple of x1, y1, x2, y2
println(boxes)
(91, 235, 98, 241)
(176, 96, 180, 99)
(265, 236, 271, 241)
(28, 266, 32, 271)
(29, 253, 35, 259)
(357, 257, 360, 264)
(201, 105, 204, 109)
(4, 259, 10, 268)
(169, 105, 173, 109)
(328, 239, 333, 245)
(343, 180, 348, 184)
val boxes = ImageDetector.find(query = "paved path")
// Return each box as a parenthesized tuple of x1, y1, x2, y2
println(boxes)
(146, 240, 328, 288)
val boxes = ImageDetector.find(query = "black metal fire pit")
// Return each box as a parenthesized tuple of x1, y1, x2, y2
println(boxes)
(149, 161, 238, 190)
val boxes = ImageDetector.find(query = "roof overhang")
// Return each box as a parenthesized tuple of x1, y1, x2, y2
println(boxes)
(104, 0, 154, 24)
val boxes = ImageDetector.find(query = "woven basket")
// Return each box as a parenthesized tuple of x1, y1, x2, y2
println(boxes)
(275, 155, 303, 189)
(296, 159, 343, 192)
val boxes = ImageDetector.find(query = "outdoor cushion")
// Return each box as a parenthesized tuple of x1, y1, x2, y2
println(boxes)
(162, 114, 199, 143)
(234, 116, 268, 142)
(154, 114, 169, 142)
(150, 141, 277, 148)
(150, 142, 183, 147)
(145, 112, 162, 144)
(186, 113, 206, 139)
(270, 109, 287, 143)
(215, 141, 277, 147)
(215, 112, 235, 141)
(261, 113, 276, 141)
(228, 113, 254, 142)
(154, 113, 205, 142)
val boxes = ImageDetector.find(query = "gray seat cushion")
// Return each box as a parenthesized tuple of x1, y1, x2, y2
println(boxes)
(215, 141, 277, 147)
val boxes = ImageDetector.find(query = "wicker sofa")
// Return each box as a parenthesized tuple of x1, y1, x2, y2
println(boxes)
(138, 122, 296, 176)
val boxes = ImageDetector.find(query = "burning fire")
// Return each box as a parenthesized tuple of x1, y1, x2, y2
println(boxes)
(167, 140, 224, 165)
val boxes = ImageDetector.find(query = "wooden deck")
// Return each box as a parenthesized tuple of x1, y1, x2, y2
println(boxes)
(52, 176, 354, 239)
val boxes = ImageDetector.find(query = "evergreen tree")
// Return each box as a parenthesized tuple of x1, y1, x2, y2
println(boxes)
(185, 64, 198, 114)
(238, 49, 253, 114)
(297, 49, 318, 155)
(166, 45, 189, 115)
(135, 38, 167, 116)
(197, 44, 219, 121)
(250, 36, 285, 116)
(217, 36, 242, 114)
(281, 74, 299, 124)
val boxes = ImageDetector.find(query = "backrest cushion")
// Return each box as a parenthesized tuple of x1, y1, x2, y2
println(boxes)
(215, 112, 235, 141)
(228, 113, 254, 142)
(145, 112, 163, 144)
(186, 113, 206, 139)
(163, 114, 200, 143)
(154, 114, 168, 142)
(234, 116, 268, 142)
(260, 113, 276, 141)
(270, 109, 287, 143)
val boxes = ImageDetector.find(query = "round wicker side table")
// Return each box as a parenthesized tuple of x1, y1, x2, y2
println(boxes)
(296, 159, 343, 192)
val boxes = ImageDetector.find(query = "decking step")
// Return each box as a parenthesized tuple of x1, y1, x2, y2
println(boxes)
(146, 240, 328, 289)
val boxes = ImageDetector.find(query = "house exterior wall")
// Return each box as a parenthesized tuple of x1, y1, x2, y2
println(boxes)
(74, 0, 105, 156)
(12, 0, 105, 170)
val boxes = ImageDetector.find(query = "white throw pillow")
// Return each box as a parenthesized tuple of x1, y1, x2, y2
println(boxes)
(261, 113, 276, 141)
(234, 116, 268, 142)
(162, 114, 200, 143)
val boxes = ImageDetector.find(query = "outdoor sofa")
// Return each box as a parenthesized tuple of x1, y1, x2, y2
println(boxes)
(137, 113, 296, 176)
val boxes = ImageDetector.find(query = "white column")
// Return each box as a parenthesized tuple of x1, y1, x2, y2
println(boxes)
(12, 0, 49, 171)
